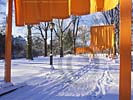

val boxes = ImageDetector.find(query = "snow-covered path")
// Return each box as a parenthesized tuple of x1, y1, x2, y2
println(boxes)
(0, 55, 122, 100)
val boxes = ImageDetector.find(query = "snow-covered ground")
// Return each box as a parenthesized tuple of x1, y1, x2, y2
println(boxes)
(0, 54, 132, 100)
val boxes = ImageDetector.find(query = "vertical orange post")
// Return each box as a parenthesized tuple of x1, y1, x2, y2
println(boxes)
(4, 0, 13, 82)
(119, 0, 131, 100)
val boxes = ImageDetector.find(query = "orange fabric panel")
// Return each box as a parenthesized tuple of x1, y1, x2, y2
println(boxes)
(106, 27, 110, 48)
(104, 0, 118, 10)
(91, 0, 118, 13)
(97, 28, 101, 47)
(14, 0, 24, 26)
(111, 27, 114, 48)
(51, 0, 70, 19)
(109, 27, 114, 48)
(71, 0, 90, 15)
(24, 0, 40, 25)
(108, 27, 111, 48)
(103, 27, 107, 48)
(101, 27, 104, 50)
(96, 0, 104, 11)
(105, 27, 108, 48)
(14, 0, 119, 26)
(39, 0, 52, 22)
(90, 25, 114, 52)
(90, 0, 97, 13)
(101, 28, 104, 49)
(75, 47, 93, 54)
(94, 29, 97, 46)
(106, 27, 109, 49)
(91, 27, 98, 47)
(97, 27, 102, 48)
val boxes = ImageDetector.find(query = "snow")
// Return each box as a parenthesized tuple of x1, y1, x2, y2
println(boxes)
(0, 54, 132, 100)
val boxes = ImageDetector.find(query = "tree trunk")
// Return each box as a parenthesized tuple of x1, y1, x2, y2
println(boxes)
(73, 38, 76, 54)
(60, 33, 63, 57)
(27, 25, 33, 60)
(44, 30, 47, 56)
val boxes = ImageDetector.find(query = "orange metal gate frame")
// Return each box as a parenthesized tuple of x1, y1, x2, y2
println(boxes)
(5, 0, 131, 100)
(119, 0, 131, 100)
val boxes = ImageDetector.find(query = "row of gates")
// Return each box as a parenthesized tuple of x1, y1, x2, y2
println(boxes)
(75, 25, 114, 55)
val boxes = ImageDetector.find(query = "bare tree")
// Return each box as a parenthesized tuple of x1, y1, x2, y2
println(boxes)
(0, 4, 6, 35)
(33, 22, 49, 57)
(71, 16, 80, 54)
(27, 25, 33, 60)
(78, 25, 90, 47)
(54, 19, 73, 57)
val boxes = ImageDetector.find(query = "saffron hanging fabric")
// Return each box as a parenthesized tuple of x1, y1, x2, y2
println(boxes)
(14, 0, 119, 26)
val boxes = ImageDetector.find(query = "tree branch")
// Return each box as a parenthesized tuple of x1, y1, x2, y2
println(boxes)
(63, 20, 73, 33)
